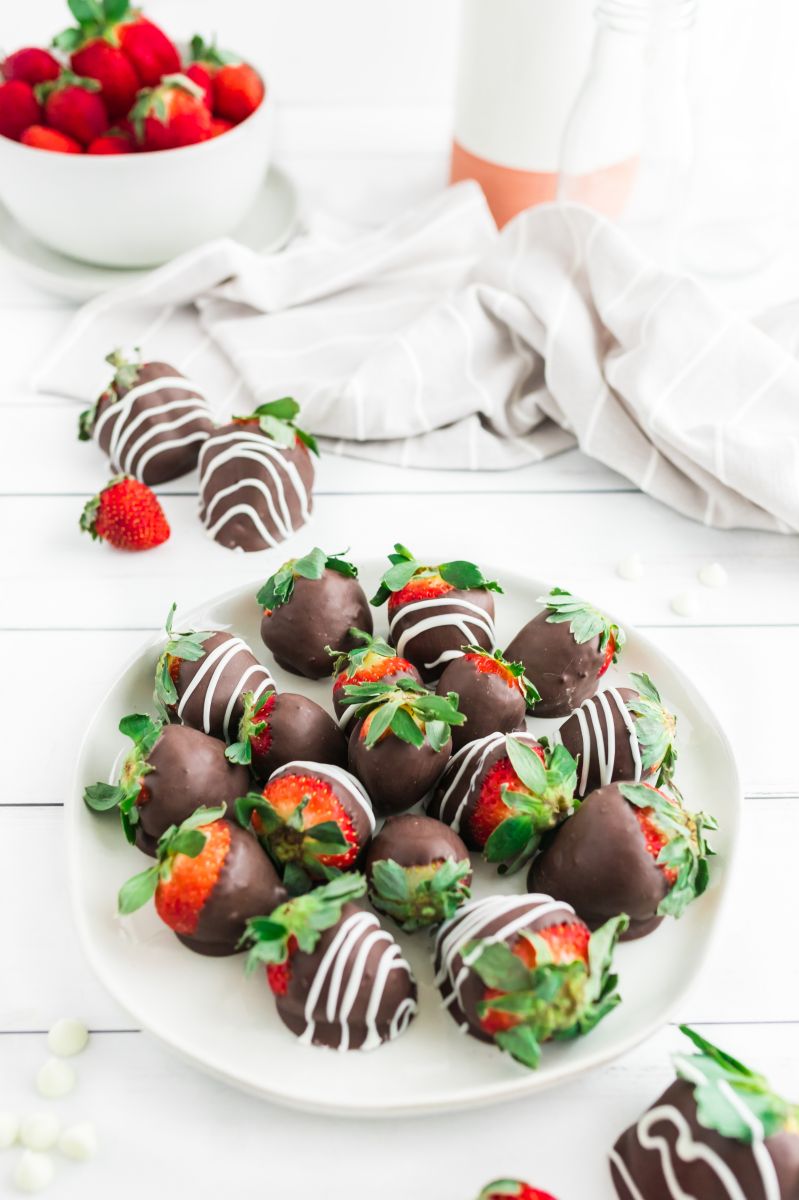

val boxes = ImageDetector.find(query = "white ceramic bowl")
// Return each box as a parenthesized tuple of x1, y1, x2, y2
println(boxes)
(0, 86, 274, 268)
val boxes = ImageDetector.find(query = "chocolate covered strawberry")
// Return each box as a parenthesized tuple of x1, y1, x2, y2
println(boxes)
(329, 629, 421, 730)
(258, 548, 372, 679)
(2, 48, 60, 87)
(436, 646, 539, 752)
(226, 689, 346, 781)
(130, 73, 211, 150)
(371, 544, 502, 682)
(36, 71, 108, 145)
(118, 805, 285, 956)
(529, 780, 716, 940)
(365, 813, 471, 932)
(436, 894, 627, 1068)
(243, 873, 417, 1051)
(429, 732, 577, 873)
(55, 2, 180, 89)
(0, 80, 41, 141)
(236, 762, 375, 893)
(80, 476, 169, 550)
(477, 1184, 558, 1200)
(506, 588, 625, 717)
(83, 713, 249, 855)
(345, 679, 464, 815)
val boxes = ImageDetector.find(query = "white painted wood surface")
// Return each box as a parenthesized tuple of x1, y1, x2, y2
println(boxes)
(1, 3, 799, 1197)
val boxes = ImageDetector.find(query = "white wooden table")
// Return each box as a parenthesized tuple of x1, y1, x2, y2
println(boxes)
(3, 12, 799, 1192)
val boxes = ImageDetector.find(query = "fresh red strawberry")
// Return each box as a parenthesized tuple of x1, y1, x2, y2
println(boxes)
(87, 128, 133, 154)
(115, 13, 180, 86)
(470, 751, 545, 850)
(184, 62, 213, 109)
(265, 936, 297, 994)
(330, 630, 422, 721)
(69, 39, 139, 119)
(37, 71, 108, 146)
(80, 476, 170, 551)
(0, 80, 40, 141)
(20, 124, 82, 153)
(480, 922, 590, 1035)
(209, 116, 233, 138)
(253, 773, 356, 868)
(129, 73, 211, 151)
(2, 48, 60, 86)
(389, 572, 452, 613)
(155, 818, 230, 933)
(212, 61, 264, 124)
(477, 1181, 558, 1200)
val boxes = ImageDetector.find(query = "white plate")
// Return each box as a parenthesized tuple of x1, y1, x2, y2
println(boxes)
(69, 566, 740, 1117)
(0, 166, 298, 301)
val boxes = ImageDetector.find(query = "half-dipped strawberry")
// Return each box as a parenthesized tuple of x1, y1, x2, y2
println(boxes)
(371, 544, 502, 683)
(505, 588, 625, 718)
(330, 629, 421, 731)
(118, 805, 286, 956)
(435, 894, 627, 1068)
(243, 873, 417, 1050)
(83, 713, 249, 855)
(529, 780, 716, 940)
(346, 679, 464, 815)
(429, 732, 577, 873)
(436, 646, 539, 751)
(226, 689, 346, 781)
(236, 762, 375, 893)
(477, 1183, 558, 1200)
(365, 813, 471, 932)
(258, 547, 372, 679)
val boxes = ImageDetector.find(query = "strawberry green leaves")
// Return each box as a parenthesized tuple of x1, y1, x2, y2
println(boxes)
(235, 397, 319, 455)
(117, 804, 226, 915)
(370, 544, 503, 606)
(620, 783, 717, 918)
(83, 711, 163, 844)
(241, 872, 367, 971)
(539, 587, 625, 662)
(256, 548, 357, 611)
(327, 628, 395, 675)
(154, 603, 211, 711)
(189, 34, 238, 67)
(368, 857, 471, 932)
(344, 678, 465, 752)
(79, 346, 139, 440)
(484, 737, 578, 874)
(235, 792, 353, 893)
(225, 690, 272, 767)
(55, 0, 129, 51)
(628, 672, 678, 785)
(463, 645, 541, 707)
(675, 1025, 799, 1143)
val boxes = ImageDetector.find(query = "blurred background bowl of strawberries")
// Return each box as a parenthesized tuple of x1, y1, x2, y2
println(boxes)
(0, 1, 273, 267)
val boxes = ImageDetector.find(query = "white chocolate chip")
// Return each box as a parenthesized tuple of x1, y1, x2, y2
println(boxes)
(616, 554, 645, 582)
(35, 1059, 75, 1100)
(18, 1115, 59, 1153)
(698, 562, 728, 589)
(0, 1112, 20, 1149)
(57, 1122, 97, 1162)
(46, 1019, 88, 1059)
(670, 592, 699, 618)
(12, 1150, 54, 1193)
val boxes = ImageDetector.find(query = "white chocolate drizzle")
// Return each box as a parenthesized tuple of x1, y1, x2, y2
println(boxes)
(553, 687, 642, 797)
(389, 596, 496, 672)
(176, 635, 275, 741)
(433, 730, 540, 834)
(93, 375, 210, 480)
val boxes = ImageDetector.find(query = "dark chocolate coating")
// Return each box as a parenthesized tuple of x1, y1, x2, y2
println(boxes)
(365, 813, 470, 876)
(427, 730, 542, 850)
(275, 901, 417, 1049)
(260, 570, 373, 679)
(249, 692, 347, 781)
(134, 724, 250, 857)
(558, 686, 651, 797)
(170, 630, 275, 744)
(267, 761, 375, 856)
(528, 782, 668, 941)
(435, 654, 526, 752)
(611, 1077, 799, 1200)
(333, 662, 422, 727)
(388, 588, 496, 683)
(198, 422, 315, 552)
(92, 361, 213, 484)
(348, 720, 451, 816)
(505, 610, 606, 718)
(434, 894, 580, 1040)
(176, 821, 286, 957)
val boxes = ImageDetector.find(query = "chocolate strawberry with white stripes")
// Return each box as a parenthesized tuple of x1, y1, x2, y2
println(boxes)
(505, 588, 625, 718)
(329, 629, 422, 731)
(78, 349, 213, 484)
(118, 805, 286, 956)
(154, 603, 275, 743)
(345, 679, 465, 815)
(436, 646, 539, 752)
(529, 780, 716, 940)
(242, 872, 418, 1051)
(555, 672, 677, 798)
(258, 547, 372, 679)
(83, 713, 249, 855)
(198, 397, 318, 552)
(236, 761, 375, 893)
(226, 689, 347, 781)
(371, 544, 502, 682)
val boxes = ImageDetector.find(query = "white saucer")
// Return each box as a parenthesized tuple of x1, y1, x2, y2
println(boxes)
(0, 165, 299, 301)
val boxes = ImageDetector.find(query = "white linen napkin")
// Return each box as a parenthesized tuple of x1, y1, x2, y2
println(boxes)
(35, 181, 798, 532)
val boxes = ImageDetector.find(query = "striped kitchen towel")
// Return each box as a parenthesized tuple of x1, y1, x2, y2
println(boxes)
(35, 181, 798, 532)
